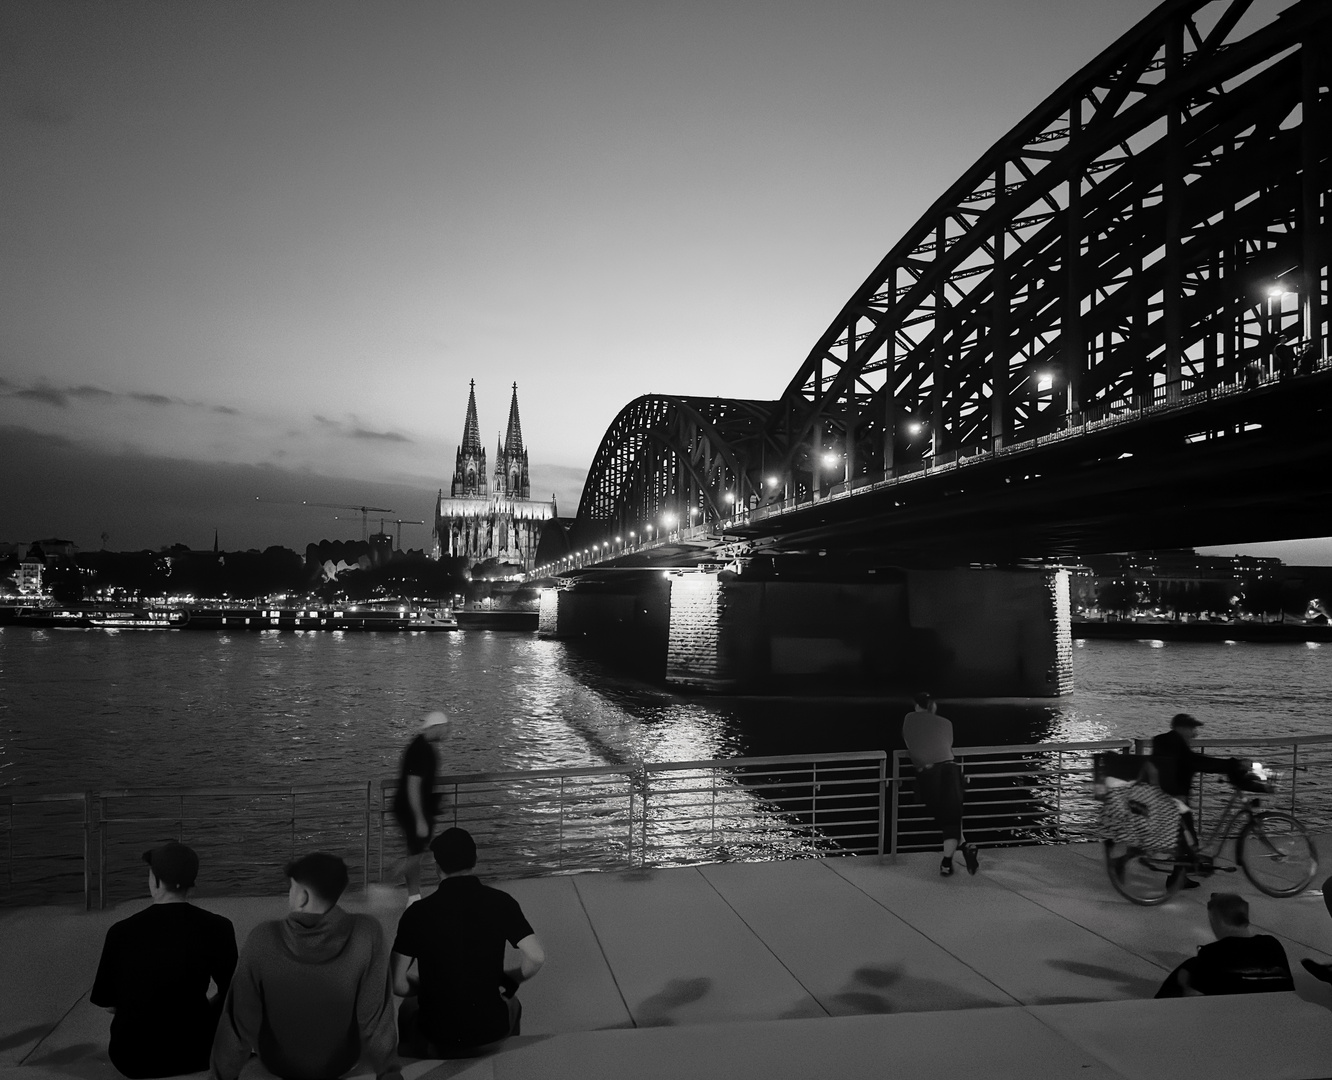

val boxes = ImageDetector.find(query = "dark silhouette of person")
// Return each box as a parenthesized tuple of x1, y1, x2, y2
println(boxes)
(91, 843, 236, 1079)
(1155, 892, 1293, 997)
(902, 692, 979, 876)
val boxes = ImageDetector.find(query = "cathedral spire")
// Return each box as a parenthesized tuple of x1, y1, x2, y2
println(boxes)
(460, 379, 482, 456)
(504, 382, 524, 455)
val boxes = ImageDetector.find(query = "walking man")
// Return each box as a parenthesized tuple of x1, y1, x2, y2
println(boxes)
(393, 711, 449, 902)
(91, 843, 237, 1079)
(902, 692, 979, 877)
(390, 828, 544, 1057)
(211, 852, 401, 1080)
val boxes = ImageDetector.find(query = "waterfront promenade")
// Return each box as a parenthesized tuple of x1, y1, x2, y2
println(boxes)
(6, 839, 1332, 1080)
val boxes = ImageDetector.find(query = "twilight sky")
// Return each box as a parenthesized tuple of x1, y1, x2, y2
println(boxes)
(3, 0, 1326, 562)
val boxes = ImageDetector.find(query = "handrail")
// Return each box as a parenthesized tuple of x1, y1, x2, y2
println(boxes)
(7, 734, 1332, 906)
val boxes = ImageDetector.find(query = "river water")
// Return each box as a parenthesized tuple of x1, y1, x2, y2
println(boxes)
(2, 628, 1329, 901)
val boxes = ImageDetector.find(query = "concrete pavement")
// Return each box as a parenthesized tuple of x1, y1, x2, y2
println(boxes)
(4, 838, 1332, 1080)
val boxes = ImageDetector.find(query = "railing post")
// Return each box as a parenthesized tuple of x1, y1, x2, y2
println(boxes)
(99, 794, 107, 911)
(558, 776, 565, 869)
(1054, 751, 1063, 840)
(363, 781, 371, 891)
(83, 791, 93, 912)
(877, 755, 887, 857)
(889, 752, 901, 856)
(626, 773, 635, 870)
(1290, 742, 1299, 817)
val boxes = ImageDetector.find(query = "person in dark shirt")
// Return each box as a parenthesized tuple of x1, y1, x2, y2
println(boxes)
(390, 828, 544, 1058)
(90, 843, 237, 1078)
(1149, 713, 1236, 889)
(1156, 892, 1294, 997)
(392, 711, 449, 902)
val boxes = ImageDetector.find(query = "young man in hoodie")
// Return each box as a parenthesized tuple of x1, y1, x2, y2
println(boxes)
(211, 852, 401, 1080)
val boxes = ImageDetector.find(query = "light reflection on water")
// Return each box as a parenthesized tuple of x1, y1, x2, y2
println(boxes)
(2, 628, 1330, 900)
(2, 629, 1330, 793)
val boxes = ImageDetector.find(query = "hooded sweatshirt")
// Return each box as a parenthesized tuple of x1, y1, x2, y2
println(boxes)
(210, 907, 401, 1080)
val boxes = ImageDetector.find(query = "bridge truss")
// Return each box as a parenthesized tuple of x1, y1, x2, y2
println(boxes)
(769, 0, 1329, 499)
(572, 0, 1329, 557)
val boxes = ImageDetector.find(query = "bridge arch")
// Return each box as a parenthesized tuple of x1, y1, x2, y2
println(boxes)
(764, 0, 1329, 497)
(574, 395, 779, 542)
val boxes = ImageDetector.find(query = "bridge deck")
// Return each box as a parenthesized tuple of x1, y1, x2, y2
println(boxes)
(5, 839, 1332, 1080)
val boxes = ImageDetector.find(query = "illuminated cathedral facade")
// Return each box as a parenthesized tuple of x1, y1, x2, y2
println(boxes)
(431, 381, 555, 572)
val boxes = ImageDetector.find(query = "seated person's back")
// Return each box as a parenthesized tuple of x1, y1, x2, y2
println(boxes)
(91, 843, 236, 1079)
(1156, 892, 1294, 998)
(392, 828, 544, 1054)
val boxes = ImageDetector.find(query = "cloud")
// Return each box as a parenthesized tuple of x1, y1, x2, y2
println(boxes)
(350, 427, 411, 443)
(212, 405, 240, 415)
(129, 392, 175, 406)
(70, 385, 115, 399)
(12, 386, 69, 407)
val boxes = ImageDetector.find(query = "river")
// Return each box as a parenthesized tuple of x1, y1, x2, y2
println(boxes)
(1, 628, 1328, 902)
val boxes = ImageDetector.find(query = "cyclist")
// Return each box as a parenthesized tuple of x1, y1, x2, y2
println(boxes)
(1149, 713, 1238, 890)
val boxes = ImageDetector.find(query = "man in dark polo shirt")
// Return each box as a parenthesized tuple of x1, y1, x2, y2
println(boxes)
(91, 843, 237, 1078)
(390, 828, 544, 1057)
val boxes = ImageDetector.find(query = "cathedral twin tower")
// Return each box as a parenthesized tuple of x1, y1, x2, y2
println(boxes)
(431, 381, 555, 571)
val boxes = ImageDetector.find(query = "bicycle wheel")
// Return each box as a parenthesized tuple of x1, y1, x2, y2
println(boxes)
(1104, 839, 1183, 905)
(1238, 812, 1318, 897)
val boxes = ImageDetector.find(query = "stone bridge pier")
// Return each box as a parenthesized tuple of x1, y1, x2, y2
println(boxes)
(539, 567, 1073, 697)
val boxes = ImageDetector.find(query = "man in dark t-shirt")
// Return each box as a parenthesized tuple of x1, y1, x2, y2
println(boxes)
(393, 711, 449, 901)
(91, 843, 237, 1078)
(390, 828, 544, 1057)
(1155, 892, 1293, 998)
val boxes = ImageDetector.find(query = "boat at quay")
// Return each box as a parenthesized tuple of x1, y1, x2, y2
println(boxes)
(0, 601, 458, 631)
(1072, 617, 1332, 643)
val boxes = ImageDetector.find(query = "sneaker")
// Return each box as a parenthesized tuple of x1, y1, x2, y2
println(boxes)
(1302, 959, 1332, 985)
(940, 857, 954, 877)
(963, 843, 980, 875)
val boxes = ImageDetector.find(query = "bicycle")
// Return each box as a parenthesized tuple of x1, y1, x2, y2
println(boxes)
(1100, 759, 1318, 906)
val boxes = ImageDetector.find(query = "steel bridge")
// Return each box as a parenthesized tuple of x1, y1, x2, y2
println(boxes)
(556, 0, 1330, 573)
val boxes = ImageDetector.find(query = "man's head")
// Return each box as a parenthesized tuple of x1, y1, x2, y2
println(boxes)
(430, 827, 477, 876)
(285, 852, 349, 914)
(1207, 892, 1251, 938)
(420, 710, 450, 742)
(1171, 713, 1203, 743)
(911, 692, 935, 713)
(142, 842, 198, 898)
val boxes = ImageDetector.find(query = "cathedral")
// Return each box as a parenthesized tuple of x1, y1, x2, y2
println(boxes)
(431, 382, 555, 572)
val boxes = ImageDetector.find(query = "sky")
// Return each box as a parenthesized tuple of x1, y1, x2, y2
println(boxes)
(3, 0, 1327, 563)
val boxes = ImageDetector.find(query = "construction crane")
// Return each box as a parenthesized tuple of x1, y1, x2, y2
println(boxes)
(336, 516, 426, 550)
(256, 498, 394, 542)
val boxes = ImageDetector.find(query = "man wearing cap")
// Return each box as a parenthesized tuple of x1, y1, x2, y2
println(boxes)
(1149, 713, 1237, 889)
(392, 711, 449, 902)
(390, 828, 544, 1057)
(1155, 892, 1293, 997)
(211, 851, 401, 1080)
(91, 843, 237, 1078)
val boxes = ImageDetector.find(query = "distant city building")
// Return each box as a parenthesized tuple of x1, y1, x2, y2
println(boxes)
(431, 382, 555, 573)
(17, 560, 43, 595)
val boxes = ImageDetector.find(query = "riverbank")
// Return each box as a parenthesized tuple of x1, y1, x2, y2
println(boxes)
(1072, 618, 1332, 643)
(7, 844, 1332, 1080)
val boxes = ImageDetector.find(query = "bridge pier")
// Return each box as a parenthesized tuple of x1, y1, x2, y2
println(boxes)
(541, 567, 1073, 697)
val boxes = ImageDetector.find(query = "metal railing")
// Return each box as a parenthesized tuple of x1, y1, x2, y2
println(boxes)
(6, 735, 1331, 907)
(891, 740, 1135, 853)
(379, 751, 889, 883)
(0, 791, 94, 909)
(96, 783, 372, 908)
